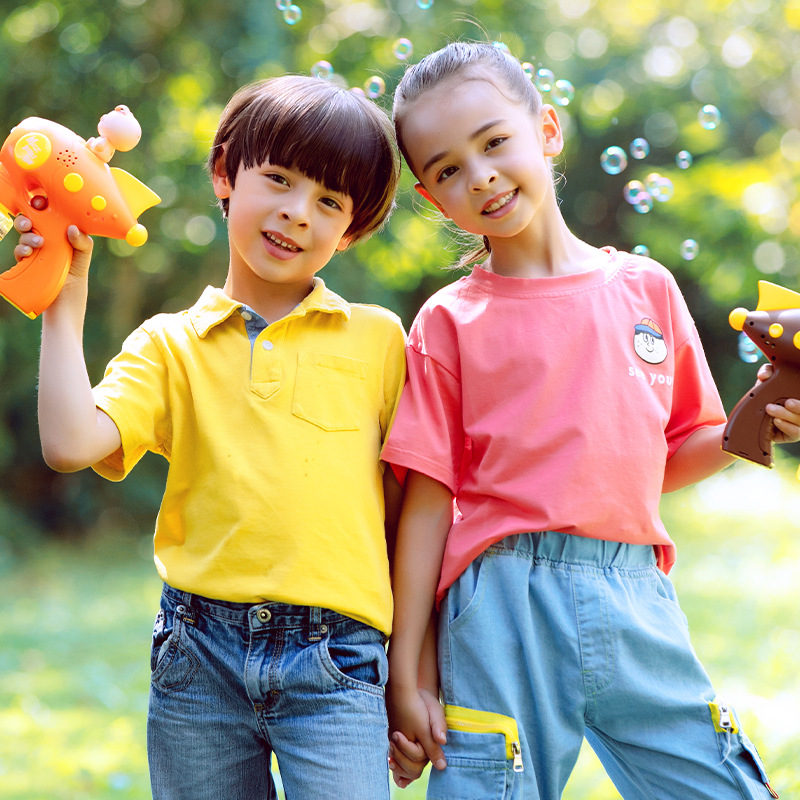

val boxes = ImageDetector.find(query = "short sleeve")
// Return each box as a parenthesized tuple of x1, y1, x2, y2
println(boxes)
(91, 325, 171, 481)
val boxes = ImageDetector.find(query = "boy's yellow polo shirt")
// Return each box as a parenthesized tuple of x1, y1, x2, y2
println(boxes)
(92, 280, 406, 635)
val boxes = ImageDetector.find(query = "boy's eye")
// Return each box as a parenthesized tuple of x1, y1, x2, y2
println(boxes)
(266, 173, 289, 185)
(320, 197, 343, 210)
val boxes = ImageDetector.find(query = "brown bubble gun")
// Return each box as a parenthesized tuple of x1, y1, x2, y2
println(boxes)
(0, 106, 160, 318)
(722, 280, 800, 480)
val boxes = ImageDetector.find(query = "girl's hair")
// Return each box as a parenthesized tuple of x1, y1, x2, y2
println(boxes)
(393, 42, 545, 268)
(208, 75, 400, 245)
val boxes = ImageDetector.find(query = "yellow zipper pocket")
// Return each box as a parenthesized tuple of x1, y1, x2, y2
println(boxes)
(444, 705, 524, 772)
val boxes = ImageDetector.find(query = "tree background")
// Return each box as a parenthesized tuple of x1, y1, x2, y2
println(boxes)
(1, 1, 799, 797)
(1, 0, 799, 539)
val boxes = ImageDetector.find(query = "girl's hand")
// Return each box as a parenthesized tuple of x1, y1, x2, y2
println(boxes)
(757, 364, 800, 445)
(13, 216, 93, 284)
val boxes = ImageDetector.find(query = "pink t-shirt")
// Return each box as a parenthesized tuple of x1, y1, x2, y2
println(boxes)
(381, 249, 727, 604)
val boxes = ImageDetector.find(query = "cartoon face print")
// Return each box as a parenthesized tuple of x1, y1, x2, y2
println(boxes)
(633, 317, 668, 365)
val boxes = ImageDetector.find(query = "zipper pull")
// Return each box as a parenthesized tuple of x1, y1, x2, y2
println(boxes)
(718, 704, 733, 730)
(512, 741, 524, 772)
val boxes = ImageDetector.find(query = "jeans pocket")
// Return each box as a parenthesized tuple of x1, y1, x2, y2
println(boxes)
(151, 605, 200, 694)
(319, 622, 387, 695)
(445, 551, 489, 632)
(427, 706, 523, 800)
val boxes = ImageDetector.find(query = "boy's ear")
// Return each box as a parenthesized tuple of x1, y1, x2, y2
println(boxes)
(336, 234, 354, 252)
(211, 150, 231, 199)
(414, 183, 449, 218)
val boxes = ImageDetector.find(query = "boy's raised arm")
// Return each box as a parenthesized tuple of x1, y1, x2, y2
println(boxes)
(23, 219, 122, 471)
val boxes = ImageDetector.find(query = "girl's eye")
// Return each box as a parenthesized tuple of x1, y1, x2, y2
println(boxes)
(437, 165, 458, 182)
(486, 136, 506, 151)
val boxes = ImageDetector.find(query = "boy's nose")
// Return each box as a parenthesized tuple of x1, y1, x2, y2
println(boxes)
(279, 193, 311, 226)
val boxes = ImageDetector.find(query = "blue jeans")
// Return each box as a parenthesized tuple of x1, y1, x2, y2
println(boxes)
(430, 532, 777, 800)
(148, 584, 391, 800)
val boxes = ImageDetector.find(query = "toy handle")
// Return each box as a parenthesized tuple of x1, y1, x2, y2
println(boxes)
(722, 364, 800, 466)
(0, 210, 73, 318)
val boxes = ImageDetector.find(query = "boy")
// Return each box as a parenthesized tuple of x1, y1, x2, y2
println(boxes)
(24, 75, 404, 799)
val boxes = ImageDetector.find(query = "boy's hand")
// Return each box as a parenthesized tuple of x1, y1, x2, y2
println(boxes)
(757, 364, 800, 445)
(387, 685, 447, 787)
(14, 216, 93, 284)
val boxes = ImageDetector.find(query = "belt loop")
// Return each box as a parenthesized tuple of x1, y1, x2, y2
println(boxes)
(308, 606, 322, 642)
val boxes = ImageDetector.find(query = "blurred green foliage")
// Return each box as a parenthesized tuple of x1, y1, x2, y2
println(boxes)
(1, 0, 799, 538)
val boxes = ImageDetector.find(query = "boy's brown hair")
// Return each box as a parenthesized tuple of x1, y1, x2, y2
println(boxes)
(208, 75, 400, 244)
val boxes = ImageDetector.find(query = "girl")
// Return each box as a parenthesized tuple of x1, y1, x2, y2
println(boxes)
(383, 41, 800, 799)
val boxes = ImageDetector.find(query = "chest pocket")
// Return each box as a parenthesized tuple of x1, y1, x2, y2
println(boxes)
(292, 352, 368, 431)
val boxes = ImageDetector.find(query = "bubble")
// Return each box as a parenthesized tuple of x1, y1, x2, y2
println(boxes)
(311, 60, 334, 79)
(675, 149, 693, 169)
(645, 173, 674, 202)
(680, 239, 700, 260)
(275, 0, 291, 8)
(698, 104, 721, 130)
(630, 137, 650, 159)
(392, 37, 413, 60)
(282, 4, 302, 24)
(600, 146, 628, 175)
(737, 332, 761, 363)
(624, 180, 647, 204)
(632, 244, 650, 257)
(633, 193, 654, 214)
(535, 68, 555, 92)
(492, 41, 510, 52)
(415, 0, 433, 8)
(364, 75, 386, 99)
(551, 79, 575, 107)
(522, 62, 535, 81)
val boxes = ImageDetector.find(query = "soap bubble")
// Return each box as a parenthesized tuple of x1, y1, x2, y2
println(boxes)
(698, 104, 721, 130)
(551, 79, 575, 107)
(275, 0, 291, 9)
(675, 150, 693, 169)
(680, 239, 700, 260)
(392, 38, 413, 60)
(522, 62, 535, 80)
(535, 68, 555, 92)
(645, 173, 674, 202)
(600, 146, 628, 175)
(282, 4, 302, 24)
(630, 138, 650, 159)
(364, 75, 386, 99)
(311, 61, 334, 79)
(416, 0, 433, 8)
(632, 193, 654, 214)
(633, 244, 650, 257)
(738, 332, 761, 363)
(624, 180, 647, 204)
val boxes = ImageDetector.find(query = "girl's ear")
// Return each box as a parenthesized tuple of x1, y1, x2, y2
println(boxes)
(541, 105, 564, 158)
(414, 183, 449, 218)
(211, 149, 231, 199)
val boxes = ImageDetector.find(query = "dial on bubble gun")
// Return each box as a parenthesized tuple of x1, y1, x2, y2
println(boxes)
(722, 280, 800, 481)
(0, 106, 160, 318)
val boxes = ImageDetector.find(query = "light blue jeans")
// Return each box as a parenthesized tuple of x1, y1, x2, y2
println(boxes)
(148, 584, 391, 800)
(430, 532, 777, 800)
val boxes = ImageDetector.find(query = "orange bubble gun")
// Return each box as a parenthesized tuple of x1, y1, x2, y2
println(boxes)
(0, 106, 160, 318)
(722, 280, 800, 480)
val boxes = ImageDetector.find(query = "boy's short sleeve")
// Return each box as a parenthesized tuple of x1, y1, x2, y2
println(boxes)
(91, 325, 171, 481)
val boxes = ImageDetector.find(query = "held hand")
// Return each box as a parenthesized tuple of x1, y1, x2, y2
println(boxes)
(756, 364, 800, 445)
(14, 215, 93, 284)
(387, 684, 447, 787)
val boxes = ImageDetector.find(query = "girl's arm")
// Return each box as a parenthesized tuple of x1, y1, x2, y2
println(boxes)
(18, 219, 122, 471)
(387, 469, 452, 773)
(663, 365, 800, 493)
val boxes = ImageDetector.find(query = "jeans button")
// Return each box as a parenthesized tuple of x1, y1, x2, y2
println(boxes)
(257, 607, 271, 623)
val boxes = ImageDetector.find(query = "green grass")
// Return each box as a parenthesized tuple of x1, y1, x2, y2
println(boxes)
(1, 461, 798, 798)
